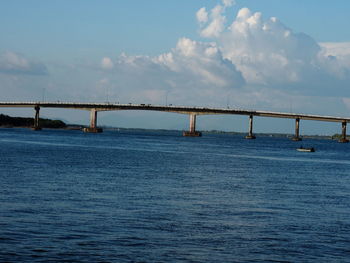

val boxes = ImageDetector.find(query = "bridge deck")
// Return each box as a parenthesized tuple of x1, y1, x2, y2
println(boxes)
(0, 102, 349, 123)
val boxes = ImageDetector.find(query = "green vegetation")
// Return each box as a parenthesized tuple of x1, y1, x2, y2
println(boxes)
(331, 134, 349, 140)
(0, 114, 66, 129)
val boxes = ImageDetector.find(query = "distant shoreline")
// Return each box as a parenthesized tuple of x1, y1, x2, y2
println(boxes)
(0, 114, 66, 129)
(102, 127, 334, 140)
(0, 114, 344, 140)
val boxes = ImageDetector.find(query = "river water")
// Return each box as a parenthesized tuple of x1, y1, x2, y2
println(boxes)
(0, 128, 350, 262)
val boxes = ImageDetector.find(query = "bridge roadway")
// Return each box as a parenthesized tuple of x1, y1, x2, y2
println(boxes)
(0, 101, 349, 142)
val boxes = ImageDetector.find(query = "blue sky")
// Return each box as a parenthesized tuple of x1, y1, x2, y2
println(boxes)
(1, 0, 350, 134)
(2, 1, 350, 56)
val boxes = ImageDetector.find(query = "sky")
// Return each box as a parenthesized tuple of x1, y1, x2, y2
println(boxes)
(1, 0, 350, 135)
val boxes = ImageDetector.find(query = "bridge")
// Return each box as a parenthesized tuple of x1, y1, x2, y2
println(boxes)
(0, 101, 349, 142)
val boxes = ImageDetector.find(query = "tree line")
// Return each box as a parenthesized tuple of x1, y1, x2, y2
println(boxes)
(0, 114, 66, 128)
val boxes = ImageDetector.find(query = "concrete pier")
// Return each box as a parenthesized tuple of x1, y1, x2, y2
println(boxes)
(339, 121, 349, 143)
(2, 102, 350, 141)
(245, 115, 256, 139)
(183, 114, 201, 137)
(292, 118, 302, 141)
(32, 105, 42, 131)
(83, 109, 103, 133)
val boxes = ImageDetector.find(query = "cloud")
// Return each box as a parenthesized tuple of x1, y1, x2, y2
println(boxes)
(220, 8, 322, 88)
(0, 51, 48, 75)
(197, 0, 236, 38)
(320, 42, 350, 57)
(196, 7, 208, 24)
(198, 3, 226, 38)
(223, 0, 235, 7)
(100, 38, 245, 105)
(319, 42, 350, 75)
(95, 3, 350, 111)
(193, 4, 350, 96)
(156, 38, 244, 88)
(101, 57, 114, 70)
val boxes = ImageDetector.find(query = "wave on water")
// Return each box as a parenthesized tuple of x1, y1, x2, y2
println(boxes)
(1, 137, 350, 166)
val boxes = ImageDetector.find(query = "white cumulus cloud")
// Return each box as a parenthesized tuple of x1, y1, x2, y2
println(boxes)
(195, 6, 350, 95)
(99, 38, 245, 105)
(156, 37, 244, 88)
(97, 3, 350, 110)
(219, 7, 322, 88)
(196, 7, 208, 24)
(197, 0, 236, 38)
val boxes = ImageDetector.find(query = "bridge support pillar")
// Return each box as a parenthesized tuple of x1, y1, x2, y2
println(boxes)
(32, 105, 42, 131)
(292, 118, 302, 141)
(183, 114, 201, 137)
(83, 109, 103, 133)
(245, 115, 256, 139)
(339, 121, 349, 143)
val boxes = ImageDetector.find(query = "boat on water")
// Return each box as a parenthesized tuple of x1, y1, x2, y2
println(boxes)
(297, 146, 315, 152)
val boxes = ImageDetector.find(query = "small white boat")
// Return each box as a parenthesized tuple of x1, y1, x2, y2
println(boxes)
(297, 146, 315, 152)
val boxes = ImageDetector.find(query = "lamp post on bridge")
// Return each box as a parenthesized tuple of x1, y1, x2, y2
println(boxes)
(165, 90, 171, 106)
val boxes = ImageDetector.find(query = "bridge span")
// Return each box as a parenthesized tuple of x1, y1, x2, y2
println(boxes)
(0, 101, 349, 142)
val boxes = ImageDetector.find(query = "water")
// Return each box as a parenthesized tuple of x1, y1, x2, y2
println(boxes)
(1, 128, 350, 262)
